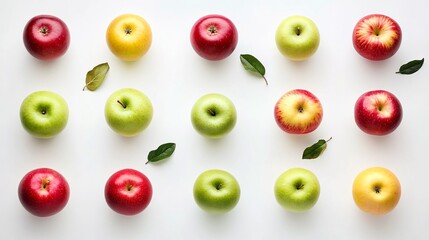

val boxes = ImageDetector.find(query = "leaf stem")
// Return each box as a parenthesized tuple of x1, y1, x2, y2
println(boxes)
(82, 83, 89, 91)
(262, 75, 268, 86)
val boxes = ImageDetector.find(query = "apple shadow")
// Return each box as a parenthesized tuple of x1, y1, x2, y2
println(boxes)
(195, 135, 238, 159)
(353, 131, 401, 157)
(283, 133, 320, 152)
(27, 55, 64, 70)
(354, 211, 403, 237)
(103, 211, 151, 237)
(273, 210, 320, 236)
(191, 210, 242, 238)
(19, 211, 70, 239)
(16, 134, 66, 158)
(190, 56, 235, 77)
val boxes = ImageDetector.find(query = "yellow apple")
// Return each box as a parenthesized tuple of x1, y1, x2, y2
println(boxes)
(352, 167, 401, 215)
(106, 14, 152, 61)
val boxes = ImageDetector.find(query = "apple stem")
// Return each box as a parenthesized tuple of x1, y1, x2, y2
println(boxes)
(117, 100, 126, 109)
(41, 179, 49, 189)
(326, 137, 333, 142)
(208, 109, 216, 116)
(296, 26, 301, 36)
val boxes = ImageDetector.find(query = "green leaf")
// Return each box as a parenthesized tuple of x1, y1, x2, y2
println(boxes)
(83, 62, 110, 91)
(146, 143, 176, 164)
(302, 137, 332, 160)
(396, 58, 424, 75)
(240, 54, 268, 85)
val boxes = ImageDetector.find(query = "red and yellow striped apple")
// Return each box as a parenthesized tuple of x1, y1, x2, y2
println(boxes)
(352, 14, 401, 61)
(274, 89, 323, 134)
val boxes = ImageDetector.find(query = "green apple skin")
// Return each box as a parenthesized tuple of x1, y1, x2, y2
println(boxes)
(275, 15, 320, 61)
(193, 169, 241, 214)
(104, 88, 153, 137)
(20, 91, 69, 139)
(274, 168, 320, 212)
(191, 93, 237, 138)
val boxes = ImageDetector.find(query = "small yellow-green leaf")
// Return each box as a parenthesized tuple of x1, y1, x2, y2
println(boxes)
(83, 62, 110, 91)
(302, 137, 332, 160)
(240, 54, 268, 85)
(396, 58, 424, 75)
(146, 143, 176, 164)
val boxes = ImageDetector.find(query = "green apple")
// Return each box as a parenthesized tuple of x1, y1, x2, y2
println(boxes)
(191, 93, 237, 138)
(20, 91, 69, 138)
(274, 168, 320, 212)
(104, 88, 153, 137)
(275, 15, 320, 61)
(193, 169, 240, 214)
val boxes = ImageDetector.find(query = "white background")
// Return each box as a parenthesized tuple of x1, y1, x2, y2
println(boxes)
(0, 0, 427, 239)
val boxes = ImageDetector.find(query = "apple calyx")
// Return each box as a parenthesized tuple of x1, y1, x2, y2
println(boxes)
(208, 25, 218, 35)
(374, 186, 381, 194)
(39, 26, 49, 35)
(124, 26, 133, 35)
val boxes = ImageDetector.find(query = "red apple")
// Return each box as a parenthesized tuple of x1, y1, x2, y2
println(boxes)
(23, 15, 70, 61)
(354, 90, 403, 135)
(190, 14, 238, 61)
(274, 89, 323, 134)
(18, 168, 70, 217)
(352, 14, 401, 61)
(104, 169, 153, 216)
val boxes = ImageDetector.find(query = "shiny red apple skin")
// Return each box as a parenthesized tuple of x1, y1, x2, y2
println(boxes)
(190, 14, 238, 61)
(274, 89, 323, 134)
(23, 15, 70, 61)
(352, 14, 401, 61)
(104, 169, 153, 216)
(18, 168, 70, 217)
(354, 90, 403, 136)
